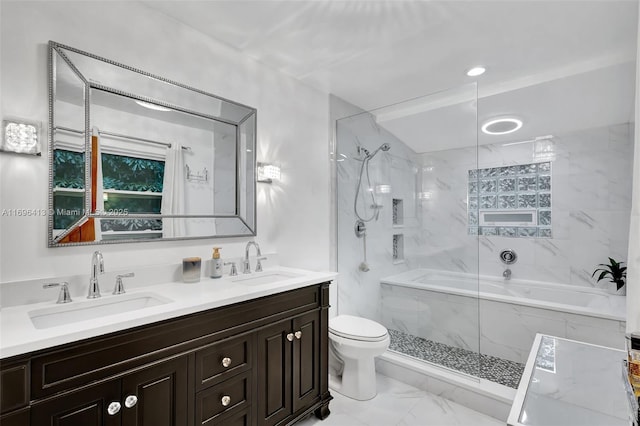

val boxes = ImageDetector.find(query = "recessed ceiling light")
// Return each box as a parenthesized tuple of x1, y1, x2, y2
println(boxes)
(481, 118, 523, 135)
(135, 100, 171, 112)
(466, 66, 486, 77)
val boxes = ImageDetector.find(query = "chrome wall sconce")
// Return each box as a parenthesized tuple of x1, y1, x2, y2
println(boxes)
(257, 162, 281, 183)
(1, 119, 41, 155)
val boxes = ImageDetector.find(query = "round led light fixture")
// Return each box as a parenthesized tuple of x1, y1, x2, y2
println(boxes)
(481, 117, 523, 135)
(466, 66, 486, 77)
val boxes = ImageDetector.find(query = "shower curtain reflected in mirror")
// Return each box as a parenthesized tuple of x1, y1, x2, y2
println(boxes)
(162, 144, 186, 238)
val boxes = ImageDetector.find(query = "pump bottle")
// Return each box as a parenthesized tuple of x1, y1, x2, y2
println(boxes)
(210, 247, 223, 278)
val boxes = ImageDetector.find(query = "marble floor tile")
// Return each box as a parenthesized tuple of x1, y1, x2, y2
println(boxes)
(298, 374, 502, 426)
(396, 393, 504, 426)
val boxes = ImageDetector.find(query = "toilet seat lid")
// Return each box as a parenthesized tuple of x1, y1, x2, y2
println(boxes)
(329, 315, 388, 342)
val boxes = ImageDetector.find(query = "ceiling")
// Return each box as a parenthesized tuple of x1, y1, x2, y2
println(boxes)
(141, 0, 638, 152)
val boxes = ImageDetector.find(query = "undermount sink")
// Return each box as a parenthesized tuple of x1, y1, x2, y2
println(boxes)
(29, 292, 172, 329)
(231, 271, 302, 286)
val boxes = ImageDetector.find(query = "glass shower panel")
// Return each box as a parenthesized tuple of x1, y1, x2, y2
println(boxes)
(475, 120, 634, 389)
(336, 83, 480, 379)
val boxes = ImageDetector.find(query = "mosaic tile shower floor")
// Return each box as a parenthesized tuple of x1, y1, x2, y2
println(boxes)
(388, 329, 524, 389)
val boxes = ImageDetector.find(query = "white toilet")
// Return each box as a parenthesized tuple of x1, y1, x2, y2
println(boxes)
(328, 315, 390, 401)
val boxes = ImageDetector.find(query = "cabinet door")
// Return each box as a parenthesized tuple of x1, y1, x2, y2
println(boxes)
(121, 356, 189, 426)
(31, 380, 121, 426)
(0, 407, 29, 426)
(256, 320, 292, 426)
(292, 311, 321, 413)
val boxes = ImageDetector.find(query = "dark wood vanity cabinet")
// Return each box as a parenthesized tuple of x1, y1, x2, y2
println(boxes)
(256, 311, 321, 426)
(30, 379, 121, 426)
(0, 357, 30, 425)
(121, 356, 189, 425)
(29, 355, 189, 426)
(0, 282, 332, 426)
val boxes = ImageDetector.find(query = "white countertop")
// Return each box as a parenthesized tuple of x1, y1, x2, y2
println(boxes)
(508, 334, 629, 426)
(0, 267, 336, 359)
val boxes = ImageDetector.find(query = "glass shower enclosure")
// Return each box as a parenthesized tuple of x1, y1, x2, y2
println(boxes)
(336, 83, 486, 381)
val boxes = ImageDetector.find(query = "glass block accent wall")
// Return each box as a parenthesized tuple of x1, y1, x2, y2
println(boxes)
(468, 162, 551, 238)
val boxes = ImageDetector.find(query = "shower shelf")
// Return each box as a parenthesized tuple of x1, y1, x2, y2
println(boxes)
(393, 233, 404, 263)
(392, 198, 404, 227)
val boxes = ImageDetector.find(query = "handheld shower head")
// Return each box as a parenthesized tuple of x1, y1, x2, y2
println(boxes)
(369, 143, 391, 158)
(354, 142, 391, 223)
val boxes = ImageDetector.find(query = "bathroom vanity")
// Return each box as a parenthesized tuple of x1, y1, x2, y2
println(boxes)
(0, 270, 334, 426)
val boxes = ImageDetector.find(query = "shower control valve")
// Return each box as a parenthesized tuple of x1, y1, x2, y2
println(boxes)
(499, 249, 517, 265)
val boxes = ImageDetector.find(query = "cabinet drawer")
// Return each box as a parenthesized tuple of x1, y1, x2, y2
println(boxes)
(195, 333, 252, 391)
(0, 358, 29, 414)
(196, 370, 251, 425)
(217, 407, 251, 426)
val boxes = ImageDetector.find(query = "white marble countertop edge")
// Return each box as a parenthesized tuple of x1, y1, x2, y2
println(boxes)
(0, 267, 336, 359)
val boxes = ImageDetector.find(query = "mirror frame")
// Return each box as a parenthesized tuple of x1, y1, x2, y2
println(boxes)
(47, 41, 257, 247)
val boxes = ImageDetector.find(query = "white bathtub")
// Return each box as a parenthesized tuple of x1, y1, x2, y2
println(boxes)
(380, 269, 626, 363)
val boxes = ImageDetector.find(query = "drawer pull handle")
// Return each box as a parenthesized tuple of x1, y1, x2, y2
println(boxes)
(107, 401, 121, 415)
(295, 331, 302, 339)
(124, 395, 138, 408)
(222, 357, 232, 368)
(221, 395, 231, 407)
(286, 333, 294, 342)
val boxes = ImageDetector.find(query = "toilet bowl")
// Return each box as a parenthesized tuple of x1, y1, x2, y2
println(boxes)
(328, 315, 390, 401)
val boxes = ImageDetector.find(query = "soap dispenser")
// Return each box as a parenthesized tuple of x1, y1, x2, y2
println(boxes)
(210, 247, 223, 279)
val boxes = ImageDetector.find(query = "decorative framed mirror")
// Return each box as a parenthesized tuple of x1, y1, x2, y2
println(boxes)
(48, 41, 257, 247)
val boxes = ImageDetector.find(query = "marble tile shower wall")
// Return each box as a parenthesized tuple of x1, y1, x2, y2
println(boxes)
(421, 123, 633, 287)
(420, 145, 480, 274)
(336, 113, 421, 322)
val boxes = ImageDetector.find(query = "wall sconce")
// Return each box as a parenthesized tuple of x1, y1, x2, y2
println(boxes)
(1, 119, 41, 155)
(257, 162, 281, 183)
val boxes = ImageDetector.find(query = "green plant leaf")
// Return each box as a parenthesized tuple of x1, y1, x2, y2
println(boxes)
(591, 268, 608, 278)
(593, 258, 627, 286)
(596, 270, 610, 282)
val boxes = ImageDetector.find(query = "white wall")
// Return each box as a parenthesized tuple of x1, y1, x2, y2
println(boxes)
(628, 3, 640, 333)
(0, 1, 330, 283)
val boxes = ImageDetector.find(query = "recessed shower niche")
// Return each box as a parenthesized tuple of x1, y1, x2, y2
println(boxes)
(392, 233, 404, 263)
(392, 198, 404, 227)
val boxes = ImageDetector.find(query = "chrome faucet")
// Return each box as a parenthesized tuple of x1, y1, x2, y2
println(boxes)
(242, 241, 262, 274)
(88, 251, 104, 298)
(503, 268, 512, 280)
(43, 282, 73, 304)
